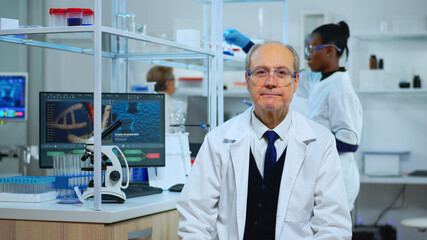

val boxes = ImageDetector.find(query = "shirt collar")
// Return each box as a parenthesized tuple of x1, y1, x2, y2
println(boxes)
(251, 109, 292, 141)
(321, 67, 346, 80)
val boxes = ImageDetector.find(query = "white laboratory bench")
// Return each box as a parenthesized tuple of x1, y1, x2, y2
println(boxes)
(360, 174, 427, 185)
(0, 191, 180, 240)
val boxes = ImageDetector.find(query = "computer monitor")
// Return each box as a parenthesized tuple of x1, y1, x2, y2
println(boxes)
(39, 92, 165, 168)
(0, 72, 28, 121)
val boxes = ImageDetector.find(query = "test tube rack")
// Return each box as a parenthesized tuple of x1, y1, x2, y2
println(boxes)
(0, 176, 57, 203)
(53, 173, 103, 204)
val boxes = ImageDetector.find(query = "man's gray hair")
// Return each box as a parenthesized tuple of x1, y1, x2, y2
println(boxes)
(245, 41, 300, 74)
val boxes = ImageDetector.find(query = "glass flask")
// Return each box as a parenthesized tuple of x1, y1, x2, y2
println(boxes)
(170, 101, 186, 133)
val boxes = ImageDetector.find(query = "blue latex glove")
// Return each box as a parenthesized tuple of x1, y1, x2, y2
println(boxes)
(223, 29, 250, 48)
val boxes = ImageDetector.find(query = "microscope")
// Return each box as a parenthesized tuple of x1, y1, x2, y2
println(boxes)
(81, 120, 130, 203)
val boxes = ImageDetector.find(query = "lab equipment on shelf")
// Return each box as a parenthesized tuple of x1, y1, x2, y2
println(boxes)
(378, 58, 384, 69)
(413, 75, 421, 88)
(0, 18, 19, 30)
(369, 54, 377, 69)
(66, 8, 83, 26)
(170, 101, 186, 133)
(116, 12, 135, 33)
(49, 8, 67, 27)
(0, 176, 56, 202)
(82, 8, 94, 26)
(49, 8, 93, 27)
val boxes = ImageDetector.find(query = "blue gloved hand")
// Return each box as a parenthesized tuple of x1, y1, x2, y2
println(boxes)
(223, 29, 250, 48)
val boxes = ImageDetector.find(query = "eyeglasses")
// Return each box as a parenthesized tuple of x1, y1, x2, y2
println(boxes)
(304, 44, 342, 57)
(247, 67, 297, 86)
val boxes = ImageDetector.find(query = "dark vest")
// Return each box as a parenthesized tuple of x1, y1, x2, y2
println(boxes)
(243, 148, 287, 240)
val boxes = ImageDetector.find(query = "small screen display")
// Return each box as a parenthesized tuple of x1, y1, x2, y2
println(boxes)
(0, 73, 27, 121)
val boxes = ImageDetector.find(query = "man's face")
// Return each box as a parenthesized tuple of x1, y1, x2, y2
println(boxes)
(245, 43, 299, 115)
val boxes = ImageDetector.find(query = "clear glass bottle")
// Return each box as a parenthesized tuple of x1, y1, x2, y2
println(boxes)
(170, 101, 186, 133)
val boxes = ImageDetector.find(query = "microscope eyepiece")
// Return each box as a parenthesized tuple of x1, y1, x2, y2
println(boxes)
(81, 151, 91, 161)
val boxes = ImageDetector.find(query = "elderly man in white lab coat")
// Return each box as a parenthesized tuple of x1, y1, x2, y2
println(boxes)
(177, 42, 352, 240)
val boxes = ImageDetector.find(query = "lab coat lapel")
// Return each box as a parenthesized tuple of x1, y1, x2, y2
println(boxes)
(275, 111, 316, 238)
(225, 107, 253, 240)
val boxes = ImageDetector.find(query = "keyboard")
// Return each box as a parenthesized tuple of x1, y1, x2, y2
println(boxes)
(408, 170, 427, 177)
(123, 182, 163, 198)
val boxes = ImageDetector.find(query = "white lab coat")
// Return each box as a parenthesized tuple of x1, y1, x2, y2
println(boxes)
(177, 107, 352, 240)
(297, 70, 363, 211)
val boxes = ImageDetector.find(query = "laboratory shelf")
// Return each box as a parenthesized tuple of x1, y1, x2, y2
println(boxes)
(353, 32, 427, 41)
(0, 26, 94, 35)
(0, 27, 213, 54)
(356, 89, 427, 94)
(0, 26, 214, 56)
(360, 174, 427, 185)
(174, 87, 205, 97)
(196, 0, 283, 3)
(0, 26, 221, 71)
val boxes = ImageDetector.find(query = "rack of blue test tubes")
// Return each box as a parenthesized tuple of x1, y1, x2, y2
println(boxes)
(0, 176, 57, 202)
(53, 172, 102, 203)
(0, 176, 55, 194)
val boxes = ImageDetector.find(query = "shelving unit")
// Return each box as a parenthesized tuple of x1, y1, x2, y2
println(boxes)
(353, 32, 427, 41)
(0, 1, 218, 211)
(0, 26, 214, 66)
(351, 32, 427, 187)
(350, 32, 427, 92)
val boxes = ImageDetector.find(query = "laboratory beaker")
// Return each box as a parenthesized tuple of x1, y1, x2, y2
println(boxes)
(170, 101, 186, 133)
(116, 12, 135, 33)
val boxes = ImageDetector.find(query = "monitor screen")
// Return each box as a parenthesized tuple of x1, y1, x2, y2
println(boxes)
(0, 72, 28, 121)
(39, 92, 165, 168)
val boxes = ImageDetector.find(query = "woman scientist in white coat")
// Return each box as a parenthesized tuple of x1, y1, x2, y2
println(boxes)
(224, 21, 363, 211)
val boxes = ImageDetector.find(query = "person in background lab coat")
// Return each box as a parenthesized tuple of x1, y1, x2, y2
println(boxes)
(146, 66, 176, 133)
(177, 42, 352, 239)
(224, 21, 363, 211)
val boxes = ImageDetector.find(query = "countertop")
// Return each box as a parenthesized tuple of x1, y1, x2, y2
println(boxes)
(0, 191, 180, 224)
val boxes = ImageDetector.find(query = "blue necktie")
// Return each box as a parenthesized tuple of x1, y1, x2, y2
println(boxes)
(264, 131, 279, 178)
